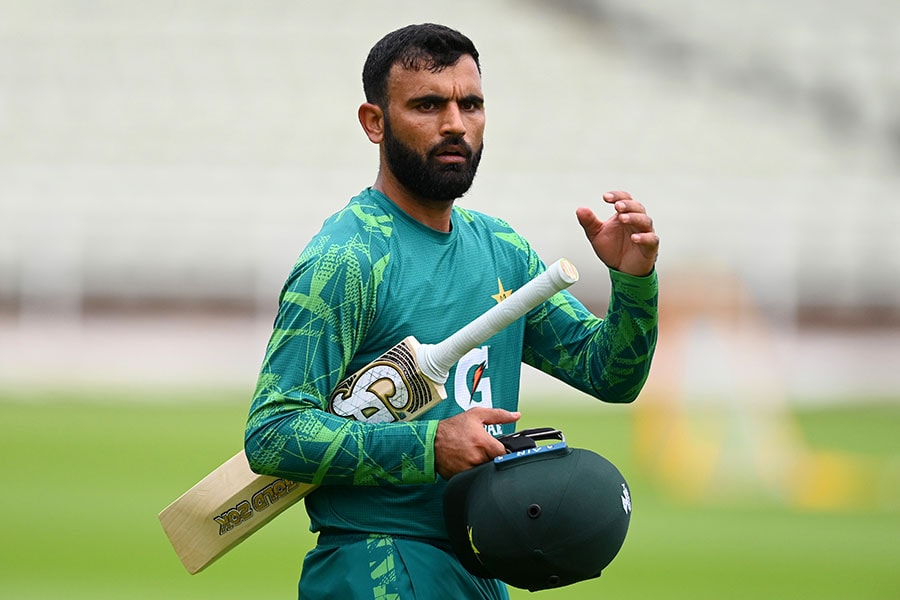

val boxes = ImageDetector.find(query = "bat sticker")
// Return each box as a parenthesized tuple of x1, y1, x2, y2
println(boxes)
(329, 342, 434, 422)
(213, 477, 301, 535)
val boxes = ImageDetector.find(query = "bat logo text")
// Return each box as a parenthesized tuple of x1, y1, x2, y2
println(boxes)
(214, 478, 300, 535)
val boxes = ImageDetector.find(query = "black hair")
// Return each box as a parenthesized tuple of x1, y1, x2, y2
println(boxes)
(362, 23, 481, 107)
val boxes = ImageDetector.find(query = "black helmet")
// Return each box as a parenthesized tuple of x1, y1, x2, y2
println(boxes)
(443, 428, 633, 591)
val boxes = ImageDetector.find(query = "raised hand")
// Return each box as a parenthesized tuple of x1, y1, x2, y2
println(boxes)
(576, 191, 659, 277)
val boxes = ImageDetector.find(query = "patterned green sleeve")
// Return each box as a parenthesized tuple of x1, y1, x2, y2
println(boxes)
(523, 268, 659, 403)
(244, 234, 438, 486)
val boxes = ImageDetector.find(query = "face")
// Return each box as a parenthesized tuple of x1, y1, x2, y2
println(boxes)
(381, 55, 485, 203)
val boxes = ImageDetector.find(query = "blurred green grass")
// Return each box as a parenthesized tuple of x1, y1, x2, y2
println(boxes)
(2, 388, 899, 599)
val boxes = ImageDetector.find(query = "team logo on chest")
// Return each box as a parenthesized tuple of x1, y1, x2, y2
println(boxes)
(492, 278, 513, 303)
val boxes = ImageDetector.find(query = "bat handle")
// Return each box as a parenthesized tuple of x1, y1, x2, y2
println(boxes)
(417, 258, 579, 384)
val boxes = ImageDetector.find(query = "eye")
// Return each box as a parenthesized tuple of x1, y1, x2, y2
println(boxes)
(459, 99, 483, 112)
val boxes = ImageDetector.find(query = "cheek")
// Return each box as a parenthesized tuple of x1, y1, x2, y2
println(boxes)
(395, 119, 437, 151)
(465, 114, 486, 143)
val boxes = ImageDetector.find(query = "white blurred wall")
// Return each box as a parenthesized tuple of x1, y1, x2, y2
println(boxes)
(1, 0, 898, 397)
(2, 0, 898, 312)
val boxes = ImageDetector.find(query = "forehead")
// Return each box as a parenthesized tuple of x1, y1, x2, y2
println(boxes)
(385, 55, 483, 102)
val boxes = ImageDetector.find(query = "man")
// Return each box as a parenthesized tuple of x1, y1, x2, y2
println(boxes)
(245, 23, 659, 599)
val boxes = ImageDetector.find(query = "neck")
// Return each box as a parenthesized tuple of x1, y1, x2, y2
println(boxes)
(373, 170, 454, 232)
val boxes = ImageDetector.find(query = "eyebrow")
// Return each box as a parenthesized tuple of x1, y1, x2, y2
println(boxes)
(408, 93, 485, 107)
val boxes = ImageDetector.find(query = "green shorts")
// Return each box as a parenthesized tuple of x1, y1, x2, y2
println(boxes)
(298, 532, 510, 600)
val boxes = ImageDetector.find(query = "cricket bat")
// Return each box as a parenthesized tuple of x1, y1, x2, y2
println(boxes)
(159, 258, 579, 574)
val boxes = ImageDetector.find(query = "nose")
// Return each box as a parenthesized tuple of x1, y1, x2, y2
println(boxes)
(440, 102, 466, 136)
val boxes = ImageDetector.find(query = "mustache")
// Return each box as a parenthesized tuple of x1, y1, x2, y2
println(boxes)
(428, 137, 474, 159)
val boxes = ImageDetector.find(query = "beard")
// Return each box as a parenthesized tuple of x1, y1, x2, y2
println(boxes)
(383, 118, 483, 203)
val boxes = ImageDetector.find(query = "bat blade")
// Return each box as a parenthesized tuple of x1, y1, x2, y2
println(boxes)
(158, 450, 316, 574)
(159, 259, 578, 573)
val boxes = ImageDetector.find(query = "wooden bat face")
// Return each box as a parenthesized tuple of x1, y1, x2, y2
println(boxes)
(158, 451, 316, 574)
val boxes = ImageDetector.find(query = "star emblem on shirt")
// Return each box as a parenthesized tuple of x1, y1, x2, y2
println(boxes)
(492, 278, 513, 303)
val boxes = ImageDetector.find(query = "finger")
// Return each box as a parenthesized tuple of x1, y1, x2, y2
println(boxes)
(484, 438, 508, 460)
(619, 212, 654, 231)
(478, 408, 521, 425)
(630, 231, 660, 250)
(613, 199, 647, 215)
(603, 190, 633, 204)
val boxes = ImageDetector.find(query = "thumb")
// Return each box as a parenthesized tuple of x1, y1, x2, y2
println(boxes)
(576, 207, 603, 239)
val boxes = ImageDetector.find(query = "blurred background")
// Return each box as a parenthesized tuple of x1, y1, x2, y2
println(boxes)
(1, 1, 898, 598)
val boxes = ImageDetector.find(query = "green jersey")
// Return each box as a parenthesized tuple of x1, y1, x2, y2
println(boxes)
(245, 187, 658, 541)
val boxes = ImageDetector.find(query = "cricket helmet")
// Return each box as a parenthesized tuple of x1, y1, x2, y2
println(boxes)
(442, 428, 632, 591)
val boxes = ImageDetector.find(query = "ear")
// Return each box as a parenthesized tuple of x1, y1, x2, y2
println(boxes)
(358, 103, 385, 144)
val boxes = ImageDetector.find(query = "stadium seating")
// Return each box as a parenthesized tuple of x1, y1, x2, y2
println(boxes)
(2, 0, 897, 320)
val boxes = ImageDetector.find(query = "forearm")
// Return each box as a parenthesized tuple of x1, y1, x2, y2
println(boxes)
(245, 394, 438, 486)
(588, 269, 658, 402)
(524, 268, 658, 403)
